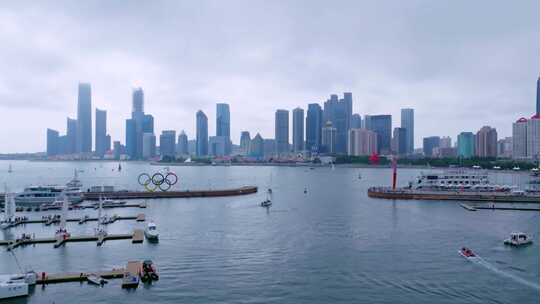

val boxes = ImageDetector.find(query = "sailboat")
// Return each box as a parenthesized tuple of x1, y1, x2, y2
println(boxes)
(1, 188, 16, 229)
(118, 163, 122, 172)
(95, 197, 107, 240)
(54, 193, 70, 240)
(260, 174, 273, 207)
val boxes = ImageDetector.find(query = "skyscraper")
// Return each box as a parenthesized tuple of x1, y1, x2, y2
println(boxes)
(292, 107, 304, 152)
(275, 109, 289, 155)
(322, 121, 337, 154)
(66, 117, 77, 154)
(196, 110, 208, 156)
(142, 132, 156, 159)
(512, 118, 527, 159)
(95, 108, 107, 158)
(475, 126, 498, 157)
(47, 129, 60, 156)
(392, 127, 407, 156)
(249, 133, 264, 158)
(400, 108, 414, 154)
(216, 103, 231, 155)
(423, 136, 440, 157)
(323, 93, 353, 154)
(240, 131, 251, 155)
(160, 130, 176, 158)
(367, 115, 392, 154)
(76, 83, 92, 153)
(457, 132, 475, 158)
(537, 76, 540, 115)
(348, 128, 377, 156)
(351, 114, 362, 129)
(132, 88, 144, 114)
(440, 136, 452, 148)
(306, 103, 322, 153)
(209, 136, 228, 156)
(177, 131, 189, 155)
(125, 87, 154, 160)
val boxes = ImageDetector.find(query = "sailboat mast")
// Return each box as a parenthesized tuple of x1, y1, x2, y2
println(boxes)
(60, 193, 68, 230)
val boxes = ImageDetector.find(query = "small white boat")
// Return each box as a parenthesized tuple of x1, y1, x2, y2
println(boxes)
(513, 166, 521, 171)
(493, 166, 501, 170)
(0, 271, 36, 300)
(87, 274, 107, 285)
(504, 232, 533, 246)
(144, 222, 159, 240)
(260, 188, 272, 207)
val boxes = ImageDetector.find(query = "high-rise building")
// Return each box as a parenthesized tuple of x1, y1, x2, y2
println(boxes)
(160, 130, 176, 158)
(216, 103, 231, 155)
(440, 136, 452, 149)
(142, 132, 156, 159)
(306, 103, 323, 153)
(196, 110, 208, 156)
(125, 87, 154, 160)
(76, 83, 92, 153)
(125, 119, 137, 159)
(263, 139, 276, 157)
(475, 126, 497, 157)
(526, 115, 540, 160)
(322, 121, 337, 154)
(132, 87, 144, 114)
(323, 93, 352, 154)
(423, 136, 441, 157)
(275, 109, 289, 155)
(95, 108, 107, 158)
(498, 137, 513, 158)
(392, 127, 407, 155)
(240, 131, 251, 155)
(209, 136, 228, 156)
(47, 128, 60, 156)
(537, 76, 540, 115)
(351, 114, 362, 129)
(66, 117, 77, 154)
(177, 131, 189, 155)
(292, 107, 304, 152)
(113, 141, 123, 159)
(348, 128, 377, 156)
(512, 118, 528, 159)
(457, 132, 475, 158)
(249, 133, 264, 158)
(367, 115, 392, 154)
(400, 108, 414, 154)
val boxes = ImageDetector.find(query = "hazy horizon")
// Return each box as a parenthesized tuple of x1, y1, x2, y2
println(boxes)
(1, 1, 539, 153)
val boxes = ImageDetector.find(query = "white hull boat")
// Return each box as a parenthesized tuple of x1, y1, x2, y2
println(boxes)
(0, 271, 36, 300)
(504, 232, 533, 246)
(144, 222, 159, 240)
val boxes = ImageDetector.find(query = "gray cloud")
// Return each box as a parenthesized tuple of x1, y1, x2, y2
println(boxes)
(0, 0, 539, 152)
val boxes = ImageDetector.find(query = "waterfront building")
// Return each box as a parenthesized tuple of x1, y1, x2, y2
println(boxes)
(240, 131, 251, 155)
(125, 118, 136, 159)
(292, 107, 304, 152)
(113, 141, 122, 159)
(275, 109, 289, 155)
(391, 127, 407, 156)
(76, 83, 92, 153)
(188, 139, 197, 155)
(440, 136, 452, 149)
(512, 118, 528, 159)
(125, 87, 154, 160)
(348, 128, 377, 156)
(306, 103, 323, 153)
(457, 132, 475, 158)
(400, 108, 414, 154)
(95, 108, 107, 158)
(209, 136, 228, 156)
(351, 114, 362, 129)
(436, 147, 457, 158)
(323, 93, 352, 154)
(216, 103, 231, 155)
(142, 132, 156, 159)
(527, 115, 540, 160)
(322, 121, 337, 154)
(537, 76, 540, 115)
(263, 139, 276, 158)
(497, 137, 513, 158)
(249, 133, 264, 158)
(177, 131, 189, 155)
(475, 126, 498, 157)
(366, 115, 392, 154)
(66, 117, 77, 154)
(423, 136, 441, 157)
(47, 128, 60, 156)
(160, 130, 176, 158)
(196, 110, 208, 156)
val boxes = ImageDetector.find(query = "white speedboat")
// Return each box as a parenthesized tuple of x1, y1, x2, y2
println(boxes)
(87, 274, 107, 285)
(504, 232, 533, 246)
(0, 271, 36, 300)
(144, 222, 159, 240)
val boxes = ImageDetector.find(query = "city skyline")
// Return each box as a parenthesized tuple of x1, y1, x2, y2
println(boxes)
(2, 1, 540, 152)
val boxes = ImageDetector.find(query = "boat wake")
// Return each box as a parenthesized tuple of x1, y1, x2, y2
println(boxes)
(468, 256, 540, 292)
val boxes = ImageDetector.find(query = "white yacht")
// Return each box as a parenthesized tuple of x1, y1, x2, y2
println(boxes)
(14, 171, 83, 206)
(413, 170, 510, 192)
(0, 272, 36, 300)
(504, 232, 533, 246)
(144, 222, 159, 240)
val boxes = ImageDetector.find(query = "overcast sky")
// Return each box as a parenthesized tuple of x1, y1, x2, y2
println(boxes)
(0, 1, 539, 153)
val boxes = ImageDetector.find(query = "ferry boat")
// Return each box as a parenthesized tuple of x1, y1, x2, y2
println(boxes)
(14, 171, 83, 206)
(413, 170, 510, 192)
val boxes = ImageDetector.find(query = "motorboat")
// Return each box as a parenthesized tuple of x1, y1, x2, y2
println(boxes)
(504, 232, 533, 246)
(493, 166, 501, 170)
(513, 166, 521, 171)
(459, 247, 476, 258)
(0, 271, 36, 300)
(141, 260, 159, 282)
(260, 188, 272, 207)
(144, 222, 159, 240)
(260, 200, 272, 207)
(87, 274, 107, 285)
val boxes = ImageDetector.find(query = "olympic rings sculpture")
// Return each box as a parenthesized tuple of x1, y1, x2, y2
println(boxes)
(138, 171, 178, 192)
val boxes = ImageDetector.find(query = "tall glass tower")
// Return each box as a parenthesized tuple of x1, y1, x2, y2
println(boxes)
(76, 83, 92, 153)
(292, 107, 304, 152)
(196, 110, 208, 156)
(275, 109, 289, 155)
(95, 108, 107, 157)
(400, 108, 414, 154)
(216, 103, 231, 155)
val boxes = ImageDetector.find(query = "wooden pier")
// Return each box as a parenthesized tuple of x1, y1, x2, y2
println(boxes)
(2, 214, 145, 229)
(460, 203, 540, 212)
(122, 261, 143, 288)
(36, 261, 144, 285)
(0, 229, 144, 249)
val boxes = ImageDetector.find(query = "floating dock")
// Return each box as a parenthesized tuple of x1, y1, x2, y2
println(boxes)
(368, 187, 540, 203)
(0, 229, 144, 249)
(460, 203, 540, 212)
(122, 261, 142, 288)
(82, 186, 258, 201)
(1, 214, 145, 229)
(36, 261, 144, 285)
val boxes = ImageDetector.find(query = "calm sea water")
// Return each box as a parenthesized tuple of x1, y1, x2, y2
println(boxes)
(0, 160, 539, 304)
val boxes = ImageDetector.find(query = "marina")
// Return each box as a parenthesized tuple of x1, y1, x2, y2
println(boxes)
(1, 213, 145, 229)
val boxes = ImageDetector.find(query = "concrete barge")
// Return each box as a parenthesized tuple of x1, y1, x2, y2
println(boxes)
(81, 186, 258, 201)
(368, 187, 540, 203)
